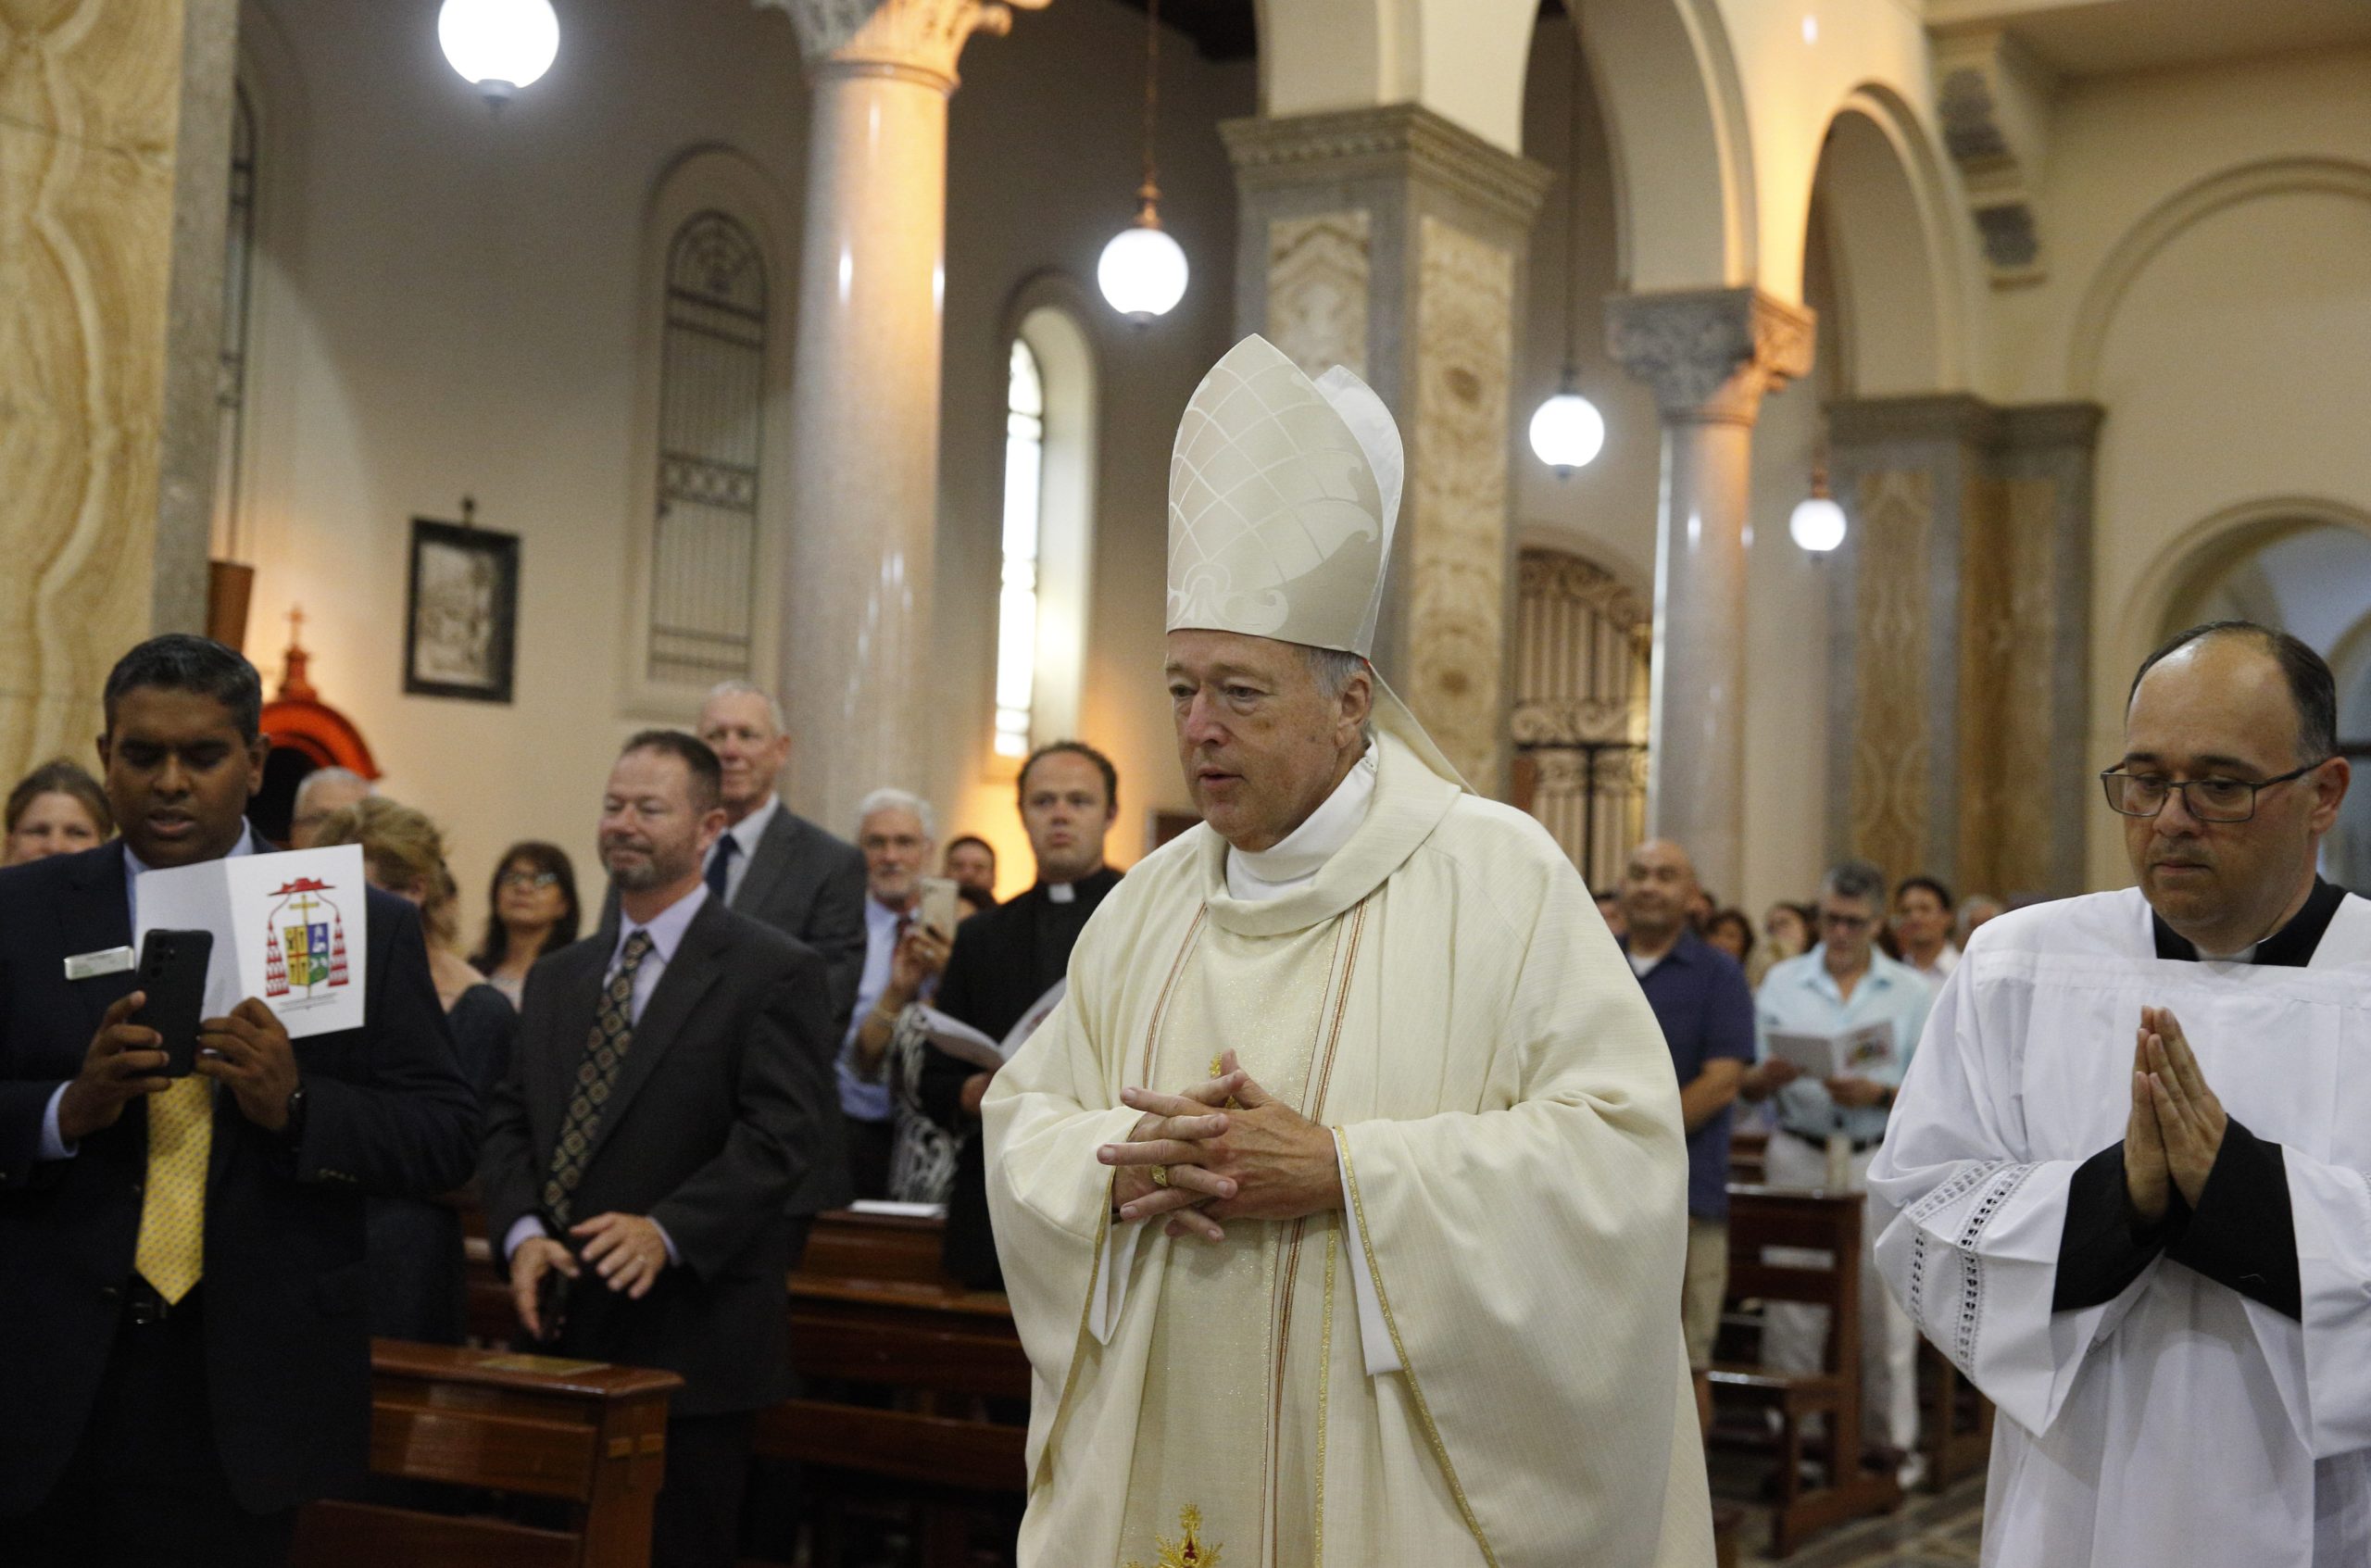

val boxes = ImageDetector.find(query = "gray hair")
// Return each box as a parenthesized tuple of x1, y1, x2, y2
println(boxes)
(1821, 859, 1888, 908)
(1302, 646, 1371, 702)
(702, 679, 784, 734)
(293, 767, 371, 810)
(855, 786, 935, 842)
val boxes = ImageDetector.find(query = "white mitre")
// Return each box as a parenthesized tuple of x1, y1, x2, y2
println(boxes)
(1166, 333, 1466, 786)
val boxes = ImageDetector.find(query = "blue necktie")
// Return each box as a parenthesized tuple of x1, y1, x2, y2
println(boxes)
(706, 834, 737, 901)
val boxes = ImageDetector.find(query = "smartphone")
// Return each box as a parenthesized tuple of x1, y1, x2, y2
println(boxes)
(131, 929, 214, 1078)
(917, 876, 960, 941)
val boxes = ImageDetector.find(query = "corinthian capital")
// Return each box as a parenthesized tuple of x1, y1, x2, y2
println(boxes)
(1604, 287, 1814, 425)
(755, 0, 1048, 86)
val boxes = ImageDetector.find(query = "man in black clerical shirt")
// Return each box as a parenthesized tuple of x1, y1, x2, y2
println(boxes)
(921, 742, 1123, 1288)
(0, 636, 477, 1566)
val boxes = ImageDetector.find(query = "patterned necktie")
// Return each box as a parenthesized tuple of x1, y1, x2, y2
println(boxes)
(135, 1075, 213, 1304)
(543, 931, 656, 1226)
(706, 834, 737, 901)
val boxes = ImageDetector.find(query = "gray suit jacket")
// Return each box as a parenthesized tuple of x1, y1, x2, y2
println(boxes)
(479, 897, 832, 1415)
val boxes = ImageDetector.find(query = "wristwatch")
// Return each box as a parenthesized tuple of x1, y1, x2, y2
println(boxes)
(282, 1083, 309, 1145)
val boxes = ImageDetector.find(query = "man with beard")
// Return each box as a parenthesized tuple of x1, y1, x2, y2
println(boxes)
(481, 731, 832, 1568)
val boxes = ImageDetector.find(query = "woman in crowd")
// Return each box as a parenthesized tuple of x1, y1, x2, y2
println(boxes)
(469, 840, 581, 1006)
(4, 759, 112, 865)
(1762, 899, 1815, 985)
(312, 797, 518, 1345)
(1705, 906, 1758, 978)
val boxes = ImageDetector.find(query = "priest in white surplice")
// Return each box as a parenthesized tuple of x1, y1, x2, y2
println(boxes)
(983, 335, 1713, 1568)
(1869, 621, 2367, 1567)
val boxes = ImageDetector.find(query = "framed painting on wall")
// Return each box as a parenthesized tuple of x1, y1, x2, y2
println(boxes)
(404, 517, 519, 704)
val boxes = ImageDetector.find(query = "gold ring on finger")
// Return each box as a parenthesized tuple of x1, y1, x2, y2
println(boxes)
(1150, 1164, 1171, 1189)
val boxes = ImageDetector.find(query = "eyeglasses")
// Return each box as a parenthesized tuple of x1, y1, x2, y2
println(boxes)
(1817, 910, 1873, 932)
(499, 870, 559, 890)
(2098, 759, 2327, 823)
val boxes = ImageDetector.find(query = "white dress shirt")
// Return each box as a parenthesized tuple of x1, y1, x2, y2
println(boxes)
(706, 793, 779, 907)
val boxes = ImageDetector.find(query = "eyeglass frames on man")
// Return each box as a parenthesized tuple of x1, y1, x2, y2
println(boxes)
(2097, 759, 2327, 823)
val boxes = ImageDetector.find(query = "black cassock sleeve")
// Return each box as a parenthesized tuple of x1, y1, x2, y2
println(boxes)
(2051, 1118, 2301, 1320)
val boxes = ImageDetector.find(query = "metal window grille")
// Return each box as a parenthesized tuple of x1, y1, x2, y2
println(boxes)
(995, 337, 1046, 758)
(211, 84, 257, 558)
(649, 211, 766, 685)
(1511, 548, 1651, 889)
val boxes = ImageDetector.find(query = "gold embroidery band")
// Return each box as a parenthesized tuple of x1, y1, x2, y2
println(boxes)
(1337, 1136, 1502, 1568)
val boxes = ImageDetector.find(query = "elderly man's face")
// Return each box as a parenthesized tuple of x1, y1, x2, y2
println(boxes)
(859, 806, 932, 909)
(696, 689, 791, 817)
(289, 771, 370, 847)
(1165, 630, 1369, 854)
(2119, 636, 2347, 950)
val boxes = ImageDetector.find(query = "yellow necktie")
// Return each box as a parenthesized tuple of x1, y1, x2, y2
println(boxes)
(135, 1076, 212, 1303)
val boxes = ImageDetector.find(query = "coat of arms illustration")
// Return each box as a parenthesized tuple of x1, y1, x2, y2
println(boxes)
(262, 876, 352, 999)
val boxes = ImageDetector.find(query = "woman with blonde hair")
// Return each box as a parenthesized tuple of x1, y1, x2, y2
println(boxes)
(311, 796, 516, 1344)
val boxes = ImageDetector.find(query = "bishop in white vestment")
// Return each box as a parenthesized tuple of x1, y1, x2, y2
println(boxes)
(1869, 621, 2367, 1567)
(984, 336, 1712, 1568)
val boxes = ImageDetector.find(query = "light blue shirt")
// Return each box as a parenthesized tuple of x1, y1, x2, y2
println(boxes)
(40, 832, 257, 1161)
(837, 895, 929, 1123)
(1754, 946, 1933, 1147)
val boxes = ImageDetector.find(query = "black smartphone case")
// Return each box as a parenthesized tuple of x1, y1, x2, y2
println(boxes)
(132, 929, 214, 1078)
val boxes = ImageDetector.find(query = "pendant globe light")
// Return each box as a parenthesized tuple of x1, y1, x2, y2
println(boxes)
(1528, 24, 1605, 473)
(438, 0, 560, 107)
(1098, 0, 1188, 321)
(1789, 441, 1848, 553)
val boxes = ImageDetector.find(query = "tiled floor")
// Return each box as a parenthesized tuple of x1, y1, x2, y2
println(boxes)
(1719, 1475, 1986, 1568)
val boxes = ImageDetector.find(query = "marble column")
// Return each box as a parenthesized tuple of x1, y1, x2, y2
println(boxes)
(1824, 394, 2102, 899)
(0, 0, 238, 786)
(1605, 288, 1814, 898)
(761, 0, 1042, 826)
(1222, 107, 1551, 796)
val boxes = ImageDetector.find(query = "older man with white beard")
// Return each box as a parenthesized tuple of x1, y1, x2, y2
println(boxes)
(984, 336, 1712, 1568)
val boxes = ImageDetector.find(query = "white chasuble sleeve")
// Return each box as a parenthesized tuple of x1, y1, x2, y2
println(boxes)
(1331, 868, 1706, 1568)
(1867, 962, 2151, 1439)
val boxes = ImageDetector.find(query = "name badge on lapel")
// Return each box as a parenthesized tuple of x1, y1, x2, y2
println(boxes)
(65, 947, 137, 983)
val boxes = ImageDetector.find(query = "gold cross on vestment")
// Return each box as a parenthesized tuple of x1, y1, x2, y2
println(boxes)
(1123, 1503, 1222, 1568)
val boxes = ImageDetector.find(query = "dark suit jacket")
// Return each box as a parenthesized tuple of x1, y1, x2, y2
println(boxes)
(0, 840, 479, 1514)
(602, 802, 861, 1217)
(920, 868, 1121, 1288)
(479, 894, 832, 1416)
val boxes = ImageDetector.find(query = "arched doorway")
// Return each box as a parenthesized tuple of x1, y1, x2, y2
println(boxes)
(2151, 510, 2371, 891)
(1509, 547, 1650, 890)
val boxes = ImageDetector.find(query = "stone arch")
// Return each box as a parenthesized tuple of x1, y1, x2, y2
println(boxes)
(2069, 158, 2371, 399)
(1570, 0, 1756, 289)
(1807, 84, 1971, 395)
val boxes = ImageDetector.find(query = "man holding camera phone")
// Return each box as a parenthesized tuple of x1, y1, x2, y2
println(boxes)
(0, 635, 478, 1566)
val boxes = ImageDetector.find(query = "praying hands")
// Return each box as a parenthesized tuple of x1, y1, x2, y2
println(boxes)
(1097, 1048, 1342, 1243)
(2126, 1005, 2228, 1225)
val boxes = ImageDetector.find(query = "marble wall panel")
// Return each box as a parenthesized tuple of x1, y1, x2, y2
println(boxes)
(1264, 210, 1372, 381)
(1849, 467, 1936, 883)
(1405, 215, 1516, 788)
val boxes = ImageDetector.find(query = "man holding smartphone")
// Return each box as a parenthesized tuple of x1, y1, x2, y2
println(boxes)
(0, 634, 478, 1566)
(839, 787, 950, 1198)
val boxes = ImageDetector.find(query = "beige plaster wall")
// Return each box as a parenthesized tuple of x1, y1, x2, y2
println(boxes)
(231, 0, 1248, 916)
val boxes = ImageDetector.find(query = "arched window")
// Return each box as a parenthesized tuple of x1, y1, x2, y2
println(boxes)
(648, 211, 767, 686)
(211, 82, 258, 558)
(994, 303, 1098, 759)
(1510, 547, 1650, 888)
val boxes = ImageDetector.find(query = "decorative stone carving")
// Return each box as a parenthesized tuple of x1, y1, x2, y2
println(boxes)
(1604, 287, 1814, 425)
(1403, 216, 1516, 789)
(1223, 107, 1553, 234)
(1265, 212, 1372, 381)
(756, 0, 1048, 84)
(1931, 29, 2055, 287)
(1846, 469, 1937, 885)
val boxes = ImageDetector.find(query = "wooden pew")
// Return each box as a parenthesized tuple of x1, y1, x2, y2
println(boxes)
(292, 1339, 682, 1568)
(1706, 1185, 1901, 1557)
(761, 1210, 1030, 1567)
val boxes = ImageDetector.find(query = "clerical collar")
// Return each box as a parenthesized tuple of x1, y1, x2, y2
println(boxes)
(1038, 865, 1117, 906)
(2151, 877, 2345, 968)
(1227, 746, 1378, 901)
(1048, 881, 1074, 904)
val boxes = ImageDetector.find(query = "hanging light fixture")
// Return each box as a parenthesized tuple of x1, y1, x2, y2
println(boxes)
(438, 0, 560, 107)
(1098, 0, 1188, 321)
(1789, 445, 1848, 553)
(1527, 22, 1605, 473)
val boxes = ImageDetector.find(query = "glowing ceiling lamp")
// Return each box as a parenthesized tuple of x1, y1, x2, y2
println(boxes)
(1097, 0, 1188, 321)
(438, 0, 560, 107)
(1789, 457, 1847, 553)
(1527, 24, 1604, 474)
